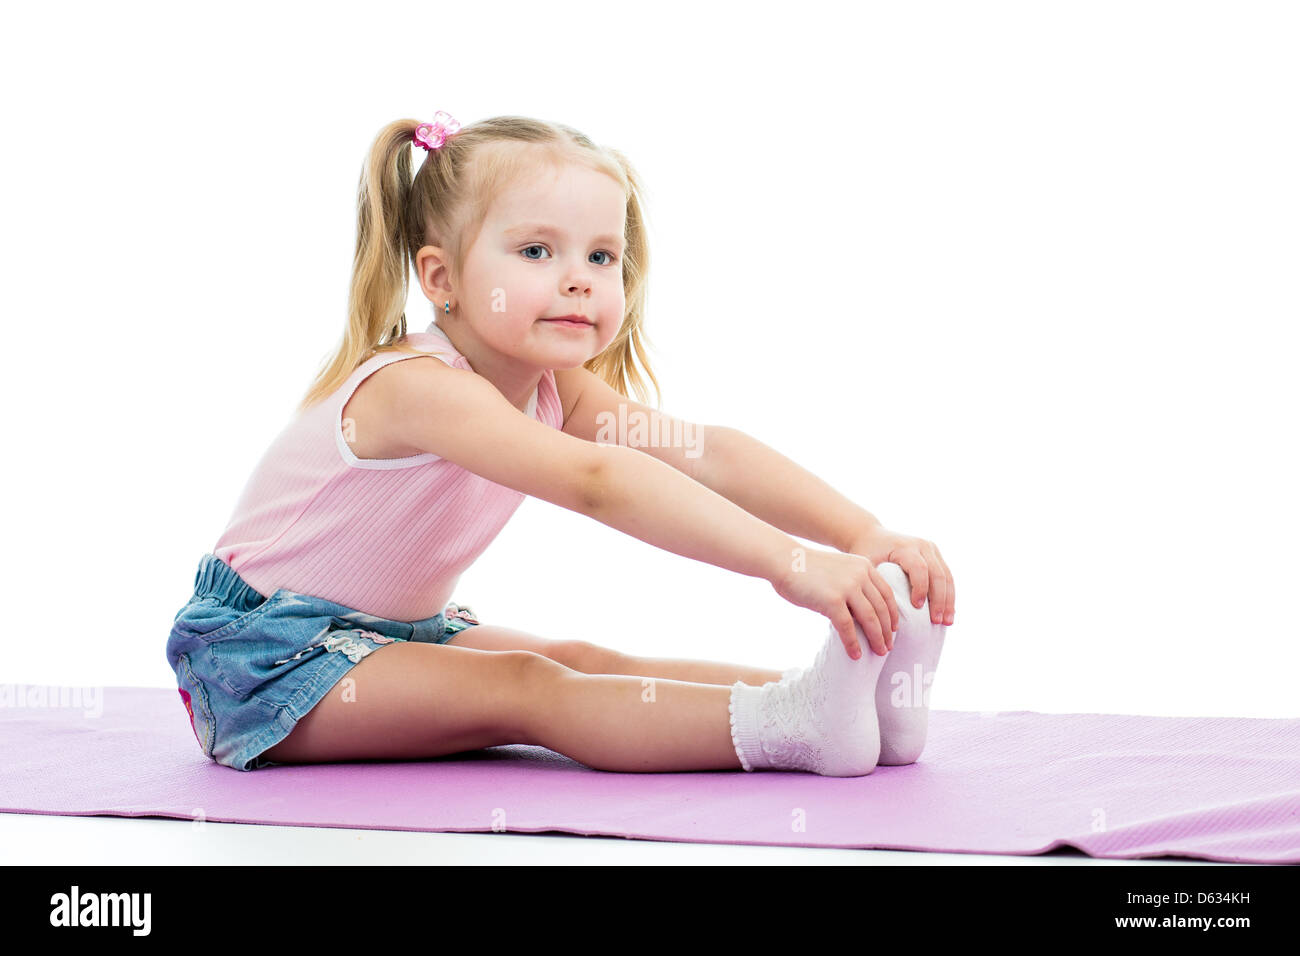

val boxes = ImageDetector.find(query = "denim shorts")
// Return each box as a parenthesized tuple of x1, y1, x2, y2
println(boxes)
(165, 553, 481, 771)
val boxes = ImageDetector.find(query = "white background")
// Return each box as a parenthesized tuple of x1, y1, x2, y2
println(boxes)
(3, 0, 1297, 726)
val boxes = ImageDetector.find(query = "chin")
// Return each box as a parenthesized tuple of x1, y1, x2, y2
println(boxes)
(552, 351, 598, 370)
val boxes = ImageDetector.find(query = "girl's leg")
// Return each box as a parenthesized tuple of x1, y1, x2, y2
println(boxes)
(262, 641, 744, 773)
(583, 651, 785, 687)
(444, 623, 786, 687)
(525, 667, 746, 772)
(523, 647, 881, 775)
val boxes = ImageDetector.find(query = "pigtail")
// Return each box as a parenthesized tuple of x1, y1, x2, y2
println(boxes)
(298, 120, 428, 413)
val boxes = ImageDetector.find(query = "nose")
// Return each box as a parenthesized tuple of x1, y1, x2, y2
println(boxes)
(564, 275, 592, 296)
(562, 257, 595, 296)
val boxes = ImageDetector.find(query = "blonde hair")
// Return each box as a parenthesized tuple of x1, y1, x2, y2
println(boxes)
(296, 115, 660, 414)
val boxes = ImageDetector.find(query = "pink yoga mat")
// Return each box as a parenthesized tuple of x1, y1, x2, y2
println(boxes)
(1, 685, 1296, 863)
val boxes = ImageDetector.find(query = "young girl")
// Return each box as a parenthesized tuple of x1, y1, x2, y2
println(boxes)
(165, 112, 956, 777)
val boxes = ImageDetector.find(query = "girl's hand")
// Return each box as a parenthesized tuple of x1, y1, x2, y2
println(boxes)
(846, 525, 955, 627)
(771, 548, 901, 660)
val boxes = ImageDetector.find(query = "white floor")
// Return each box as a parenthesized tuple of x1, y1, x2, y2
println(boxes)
(0, 812, 1225, 865)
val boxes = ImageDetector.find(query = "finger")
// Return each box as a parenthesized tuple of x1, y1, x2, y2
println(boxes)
(933, 546, 955, 625)
(891, 549, 930, 611)
(922, 542, 949, 626)
(833, 609, 862, 660)
(863, 575, 896, 650)
(848, 591, 888, 656)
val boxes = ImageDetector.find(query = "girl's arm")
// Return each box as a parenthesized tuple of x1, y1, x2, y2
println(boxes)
(552, 367, 949, 622)
(692, 427, 956, 625)
(554, 366, 879, 551)
(585, 442, 806, 583)
(377, 357, 802, 586)
(695, 427, 883, 553)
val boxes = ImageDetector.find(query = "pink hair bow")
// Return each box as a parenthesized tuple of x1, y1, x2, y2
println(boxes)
(414, 111, 461, 151)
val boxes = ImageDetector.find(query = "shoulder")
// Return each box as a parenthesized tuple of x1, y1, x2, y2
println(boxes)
(340, 349, 466, 459)
(360, 348, 463, 412)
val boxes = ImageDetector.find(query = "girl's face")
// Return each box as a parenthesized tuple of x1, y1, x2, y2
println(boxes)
(457, 161, 627, 369)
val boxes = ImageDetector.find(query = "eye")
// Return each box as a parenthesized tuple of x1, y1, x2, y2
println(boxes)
(521, 244, 551, 261)
(591, 251, 618, 266)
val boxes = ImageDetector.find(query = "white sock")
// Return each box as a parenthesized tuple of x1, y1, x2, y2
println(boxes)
(729, 624, 886, 776)
(758, 666, 805, 688)
(872, 561, 948, 765)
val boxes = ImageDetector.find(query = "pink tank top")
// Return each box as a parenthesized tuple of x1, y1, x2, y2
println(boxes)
(212, 320, 564, 620)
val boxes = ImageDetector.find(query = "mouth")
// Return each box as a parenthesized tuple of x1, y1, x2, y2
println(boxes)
(541, 315, 594, 328)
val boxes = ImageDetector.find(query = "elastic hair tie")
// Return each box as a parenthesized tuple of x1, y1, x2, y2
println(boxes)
(413, 111, 461, 151)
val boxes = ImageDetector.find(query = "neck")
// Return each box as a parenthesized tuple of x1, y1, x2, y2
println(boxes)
(432, 319, 541, 414)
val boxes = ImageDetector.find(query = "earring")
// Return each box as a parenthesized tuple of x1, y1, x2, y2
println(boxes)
(444, 300, 451, 314)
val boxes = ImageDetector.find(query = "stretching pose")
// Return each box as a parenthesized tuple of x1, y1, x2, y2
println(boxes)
(165, 112, 955, 776)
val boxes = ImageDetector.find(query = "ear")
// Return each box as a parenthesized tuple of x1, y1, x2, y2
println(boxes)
(415, 245, 453, 304)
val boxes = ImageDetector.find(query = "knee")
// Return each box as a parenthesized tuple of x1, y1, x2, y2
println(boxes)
(506, 649, 565, 681)
(547, 639, 610, 674)
(497, 651, 565, 721)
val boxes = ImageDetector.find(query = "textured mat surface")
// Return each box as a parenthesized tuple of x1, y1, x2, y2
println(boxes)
(1, 685, 1296, 862)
